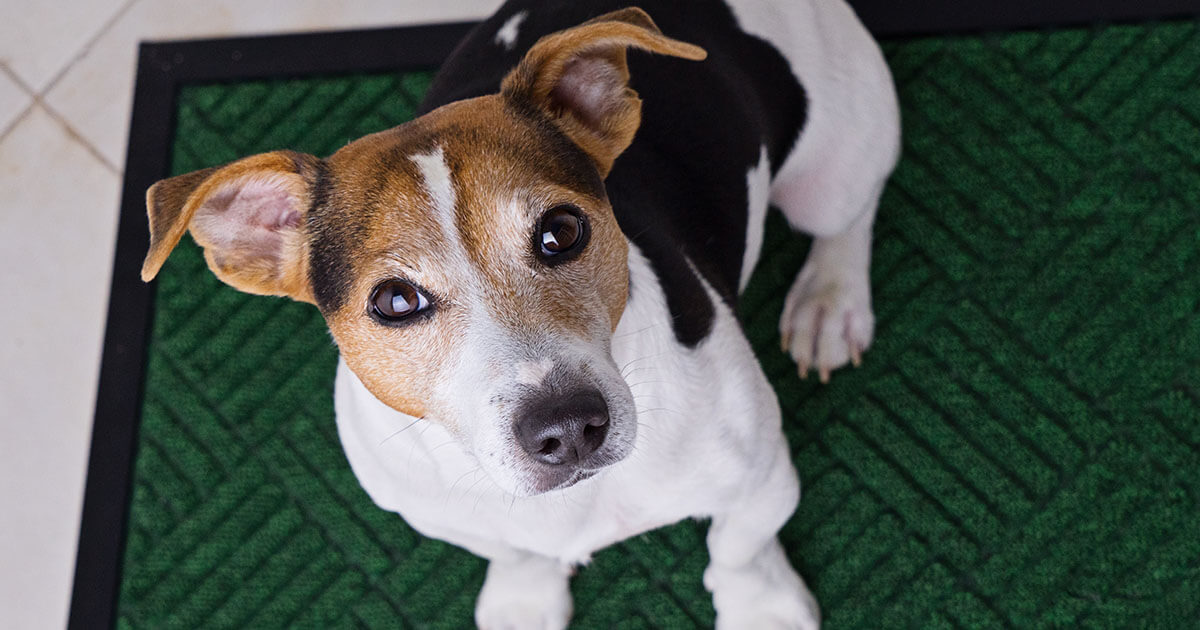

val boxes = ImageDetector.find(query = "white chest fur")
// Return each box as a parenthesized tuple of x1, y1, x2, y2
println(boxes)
(333, 243, 783, 565)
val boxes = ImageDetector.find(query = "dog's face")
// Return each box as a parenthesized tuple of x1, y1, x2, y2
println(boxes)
(139, 8, 705, 495)
(316, 98, 637, 494)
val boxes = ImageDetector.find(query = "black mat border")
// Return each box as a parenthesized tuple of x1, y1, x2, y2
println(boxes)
(72, 4, 1200, 628)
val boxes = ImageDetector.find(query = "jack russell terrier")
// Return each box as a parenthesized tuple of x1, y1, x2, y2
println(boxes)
(140, 0, 899, 627)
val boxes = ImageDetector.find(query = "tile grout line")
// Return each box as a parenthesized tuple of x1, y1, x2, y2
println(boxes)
(0, 0, 142, 173)
(40, 0, 141, 99)
(0, 63, 37, 141)
(0, 62, 121, 175)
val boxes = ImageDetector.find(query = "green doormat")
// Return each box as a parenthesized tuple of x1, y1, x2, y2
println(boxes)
(116, 21, 1200, 628)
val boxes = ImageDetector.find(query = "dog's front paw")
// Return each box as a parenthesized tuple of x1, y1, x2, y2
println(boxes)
(475, 555, 573, 630)
(476, 602, 569, 630)
(704, 550, 820, 630)
(779, 260, 874, 383)
(715, 601, 820, 630)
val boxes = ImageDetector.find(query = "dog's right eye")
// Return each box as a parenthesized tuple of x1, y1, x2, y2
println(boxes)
(536, 204, 589, 265)
(369, 280, 431, 324)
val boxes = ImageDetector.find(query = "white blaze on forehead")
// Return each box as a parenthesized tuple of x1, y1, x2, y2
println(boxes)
(410, 145, 459, 240)
(740, 145, 771, 292)
(494, 10, 528, 51)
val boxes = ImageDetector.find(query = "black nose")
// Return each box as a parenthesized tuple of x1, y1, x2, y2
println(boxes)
(514, 388, 610, 466)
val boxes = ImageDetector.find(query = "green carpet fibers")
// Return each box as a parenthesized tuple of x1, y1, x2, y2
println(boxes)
(117, 21, 1200, 628)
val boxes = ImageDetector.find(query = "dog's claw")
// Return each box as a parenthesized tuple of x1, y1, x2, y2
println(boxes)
(778, 263, 874, 384)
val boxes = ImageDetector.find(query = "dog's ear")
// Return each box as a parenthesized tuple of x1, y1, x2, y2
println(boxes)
(141, 150, 323, 304)
(501, 7, 706, 177)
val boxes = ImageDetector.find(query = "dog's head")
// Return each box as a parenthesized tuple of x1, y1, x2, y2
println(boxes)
(140, 9, 705, 495)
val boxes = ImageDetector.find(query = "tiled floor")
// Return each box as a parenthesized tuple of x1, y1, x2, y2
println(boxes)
(0, 1, 500, 627)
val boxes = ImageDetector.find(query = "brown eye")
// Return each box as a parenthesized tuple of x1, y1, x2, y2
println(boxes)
(369, 280, 431, 323)
(538, 205, 589, 262)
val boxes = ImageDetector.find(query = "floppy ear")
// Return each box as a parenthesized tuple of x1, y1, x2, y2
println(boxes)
(141, 150, 323, 304)
(500, 7, 706, 177)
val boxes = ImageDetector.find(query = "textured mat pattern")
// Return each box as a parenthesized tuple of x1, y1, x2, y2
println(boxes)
(117, 22, 1200, 628)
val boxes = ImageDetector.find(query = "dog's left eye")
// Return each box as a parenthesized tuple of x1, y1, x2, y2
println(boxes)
(537, 205, 589, 263)
(369, 280, 431, 324)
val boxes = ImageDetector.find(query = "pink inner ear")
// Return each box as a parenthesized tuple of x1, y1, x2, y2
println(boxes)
(551, 54, 624, 128)
(193, 174, 302, 267)
(274, 206, 301, 229)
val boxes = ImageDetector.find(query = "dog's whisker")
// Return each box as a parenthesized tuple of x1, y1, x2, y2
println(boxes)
(635, 406, 686, 418)
(620, 366, 661, 380)
(379, 416, 424, 445)
(473, 475, 507, 515)
(618, 351, 667, 369)
(629, 392, 676, 403)
(631, 399, 670, 410)
(464, 471, 495, 513)
(429, 438, 461, 454)
(626, 380, 672, 389)
(634, 422, 660, 436)
(446, 467, 483, 512)
(470, 479, 489, 514)
(617, 355, 664, 376)
(448, 465, 483, 497)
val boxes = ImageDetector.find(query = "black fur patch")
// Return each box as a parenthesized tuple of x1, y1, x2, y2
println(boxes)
(305, 159, 358, 315)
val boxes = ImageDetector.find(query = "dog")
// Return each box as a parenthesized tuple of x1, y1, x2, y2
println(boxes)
(140, 1, 898, 627)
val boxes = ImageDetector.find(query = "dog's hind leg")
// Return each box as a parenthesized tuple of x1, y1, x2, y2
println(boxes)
(703, 440, 820, 629)
(475, 550, 573, 630)
(754, 0, 900, 382)
(771, 75, 899, 381)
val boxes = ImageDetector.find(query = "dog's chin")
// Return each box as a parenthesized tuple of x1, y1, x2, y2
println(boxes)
(538, 468, 599, 493)
(522, 427, 636, 494)
(515, 453, 627, 496)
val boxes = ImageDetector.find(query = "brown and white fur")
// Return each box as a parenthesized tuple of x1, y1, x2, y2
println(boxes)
(141, 1, 899, 627)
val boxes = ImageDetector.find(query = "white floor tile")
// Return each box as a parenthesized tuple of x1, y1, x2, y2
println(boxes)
(46, 0, 502, 170)
(0, 68, 32, 135)
(0, 0, 128, 92)
(0, 105, 121, 630)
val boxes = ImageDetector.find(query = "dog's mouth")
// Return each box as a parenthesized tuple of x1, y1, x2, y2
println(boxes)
(543, 467, 600, 493)
(527, 464, 608, 494)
